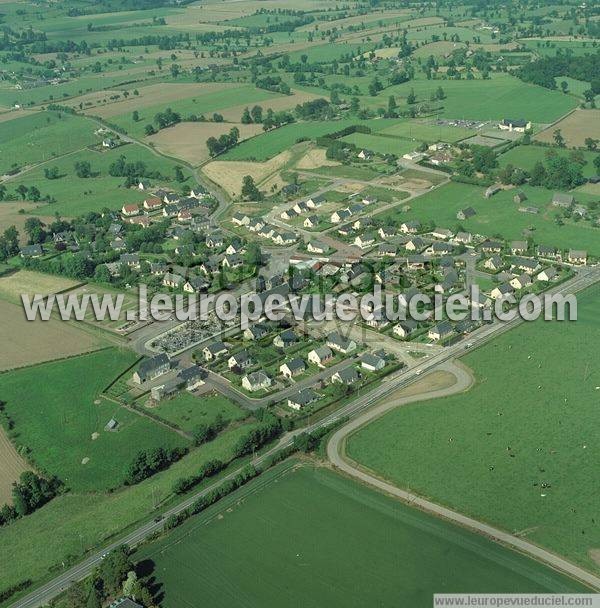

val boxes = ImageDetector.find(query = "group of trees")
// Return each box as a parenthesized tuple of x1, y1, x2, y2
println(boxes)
(232, 410, 282, 457)
(254, 74, 291, 95)
(206, 126, 240, 157)
(145, 106, 181, 134)
(0, 471, 62, 527)
(240, 105, 264, 124)
(172, 458, 225, 495)
(529, 153, 587, 190)
(241, 175, 262, 201)
(0, 225, 20, 261)
(108, 155, 165, 187)
(124, 446, 188, 485)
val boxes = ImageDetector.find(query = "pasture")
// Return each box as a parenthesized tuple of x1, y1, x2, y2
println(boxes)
(376, 181, 600, 256)
(0, 299, 105, 371)
(376, 119, 476, 143)
(147, 122, 263, 165)
(0, 426, 31, 505)
(348, 286, 600, 573)
(535, 110, 600, 149)
(136, 462, 587, 608)
(0, 348, 190, 492)
(341, 132, 418, 156)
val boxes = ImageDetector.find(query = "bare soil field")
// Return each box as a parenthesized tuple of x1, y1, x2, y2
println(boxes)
(297, 9, 411, 31)
(0, 109, 40, 124)
(83, 82, 238, 119)
(60, 90, 123, 112)
(0, 203, 55, 244)
(202, 149, 292, 198)
(0, 270, 80, 303)
(295, 148, 340, 170)
(535, 109, 600, 148)
(219, 90, 323, 122)
(0, 426, 30, 505)
(0, 300, 104, 371)
(385, 370, 458, 402)
(147, 122, 263, 165)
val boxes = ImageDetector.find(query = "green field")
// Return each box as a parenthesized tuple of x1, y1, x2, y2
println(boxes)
(0, 348, 191, 492)
(376, 119, 476, 143)
(348, 285, 600, 573)
(136, 462, 587, 608)
(150, 392, 247, 433)
(382, 73, 577, 123)
(10, 143, 190, 217)
(498, 145, 599, 178)
(341, 132, 418, 156)
(377, 181, 600, 256)
(0, 111, 97, 174)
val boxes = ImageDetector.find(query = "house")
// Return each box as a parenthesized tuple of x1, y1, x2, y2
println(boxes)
(20, 244, 43, 258)
(362, 303, 390, 330)
(398, 287, 421, 309)
(222, 254, 243, 269)
(143, 197, 162, 211)
(469, 291, 492, 309)
(129, 216, 151, 228)
(378, 243, 397, 257)
(272, 231, 296, 245)
(225, 241, 243, 255)
(307, 240, 328, 254)
(435, 271, 460, 294)
(149, 262, 167, 275)
(326, 332, 356, 354)
(232, 212, 250, 226)
(337, 223, 354, 237)
(163, 204, 178, 218)
(357, 149, 371, 160)
(510, 240, 528, 255)
(287, 388, 319, 410)
(537, 267, 558, 282)
(400, 220, 421, 234)
(102, 138, 118, 149)
(405, 237, 425, 252)
(228, 350, 253, 370)
(163, 192, 179, 205)
(280, 358, 306, 378)
(119, 253, 140, 269)
(293, 201, 309, 215)
(110, 598, 144, 608)
(552, 192, 574, 208)
(183, 276, 209, 293)
(360, 353, 385, 372)
(178, 210, 192, 222)
(513, 191, 527, 204)
(431, 227, 454, 240)
(480, 240, 503, 254)
(137, 179, 150, 190)
(393, 320, 417, 339)
(304, 215, 320, 229)
(537, 245, 556, 259)
(244, 324, 269, 341)
(512, 257, 541, 274)
(491, 283, 515, 300)
(352, 216, 372, 231)
(378, 226, 396, 239)
(406, 254, 427, 270)
(510, 273, 533, 290)
(162, 272, 185, 289)
(151, 380, 180, 402)
(428, 321, 453, 341)
(403, 151, 426, 162)
(499, 118, 531, 132)
(121, 203, 139, 217)
(248, 218, 265, 232)
(174, 244, 195, 257)
(354, 233, 376, 250)
(454, 231, 472, 245)
(484, 255, 503, 271)
(427, 241, 453, 256)
(456, 207, 476, 221)
(362, 196, 377, 206)
(132, 353, 170, 384)
(306, 195, 325, 209)
(308, 346, 334, 367)
(280, 208, 297, 220)
(273, 329, 298, 349)
(176, 365, 206, 390)
(242, 371, 271, 392)
(331, 366, 360, 385)
(484, 185, 502, 198)
(206, 234, 224, 249)
(190, 186, 206, 199)
(281, 183, 300, 198)
(331, 209, 351, 224)
(202, 341, 228, 361)
(568, 249, 587, 265)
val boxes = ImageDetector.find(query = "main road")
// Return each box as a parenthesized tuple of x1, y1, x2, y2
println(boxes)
(9, 268, 599, 608)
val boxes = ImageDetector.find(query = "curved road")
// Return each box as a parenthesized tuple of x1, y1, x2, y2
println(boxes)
(327, 362, 600, 591)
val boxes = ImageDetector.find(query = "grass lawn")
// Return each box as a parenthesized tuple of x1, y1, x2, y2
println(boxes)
(498, 145, 599, 178)
(377, 181, 600, 256)
(0, 348, 190, 492)
(348, 285, 600, 573)
(376, 119, 476, 143)
(10, 143, 191, 217)
(149, 392, 247, 433)
(0, 111, 97, 174)
(341, 132, 418, 156)
(136, 462, 587, 608)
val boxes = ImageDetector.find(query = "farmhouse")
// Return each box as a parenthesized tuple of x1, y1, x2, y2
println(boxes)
(499, 118, 531, 132)
(242, 371, 272, 392)
(287, 387, 319, 410)
(327, 332, 356, 354)
(568, 250, 587, 265)
(133, 354, 170, 384)
(203, 341, 228, 361)
(552, 192, 574, 208)
(308, 346, 334, 367)
(280, 358, 306, 378)
(428, 321, 453, 341)
(456, 207, 476, 220)
(331, 366, 360, 385)
(20, 244, 43, 258)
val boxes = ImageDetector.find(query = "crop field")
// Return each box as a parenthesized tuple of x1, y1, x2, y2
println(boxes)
(0, 270, 80, 302)
(0, 348, 193, 492)
(348, 285, 600, 573)
(535, 109, 600, 148)
(136, 462, 586, 608)
(0, 111, 98, 174)
(498, 144, 599, 178)
(149, 392, 247, 433)
(0, 425, 31, 505)
(147, 121, 263, 165)
(10, 143, 191, 217)
(0, 299, 105, 371)
(0, 419, 260, 592)
(376, 119, 476, 143)
(412, 40, 467, 58)
(376, 181, 600, 256)
(383, 74, 577, 123)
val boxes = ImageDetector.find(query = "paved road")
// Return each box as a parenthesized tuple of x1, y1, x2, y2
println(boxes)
(326, 361, 600, 591)
(10, 268, 599, 608)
